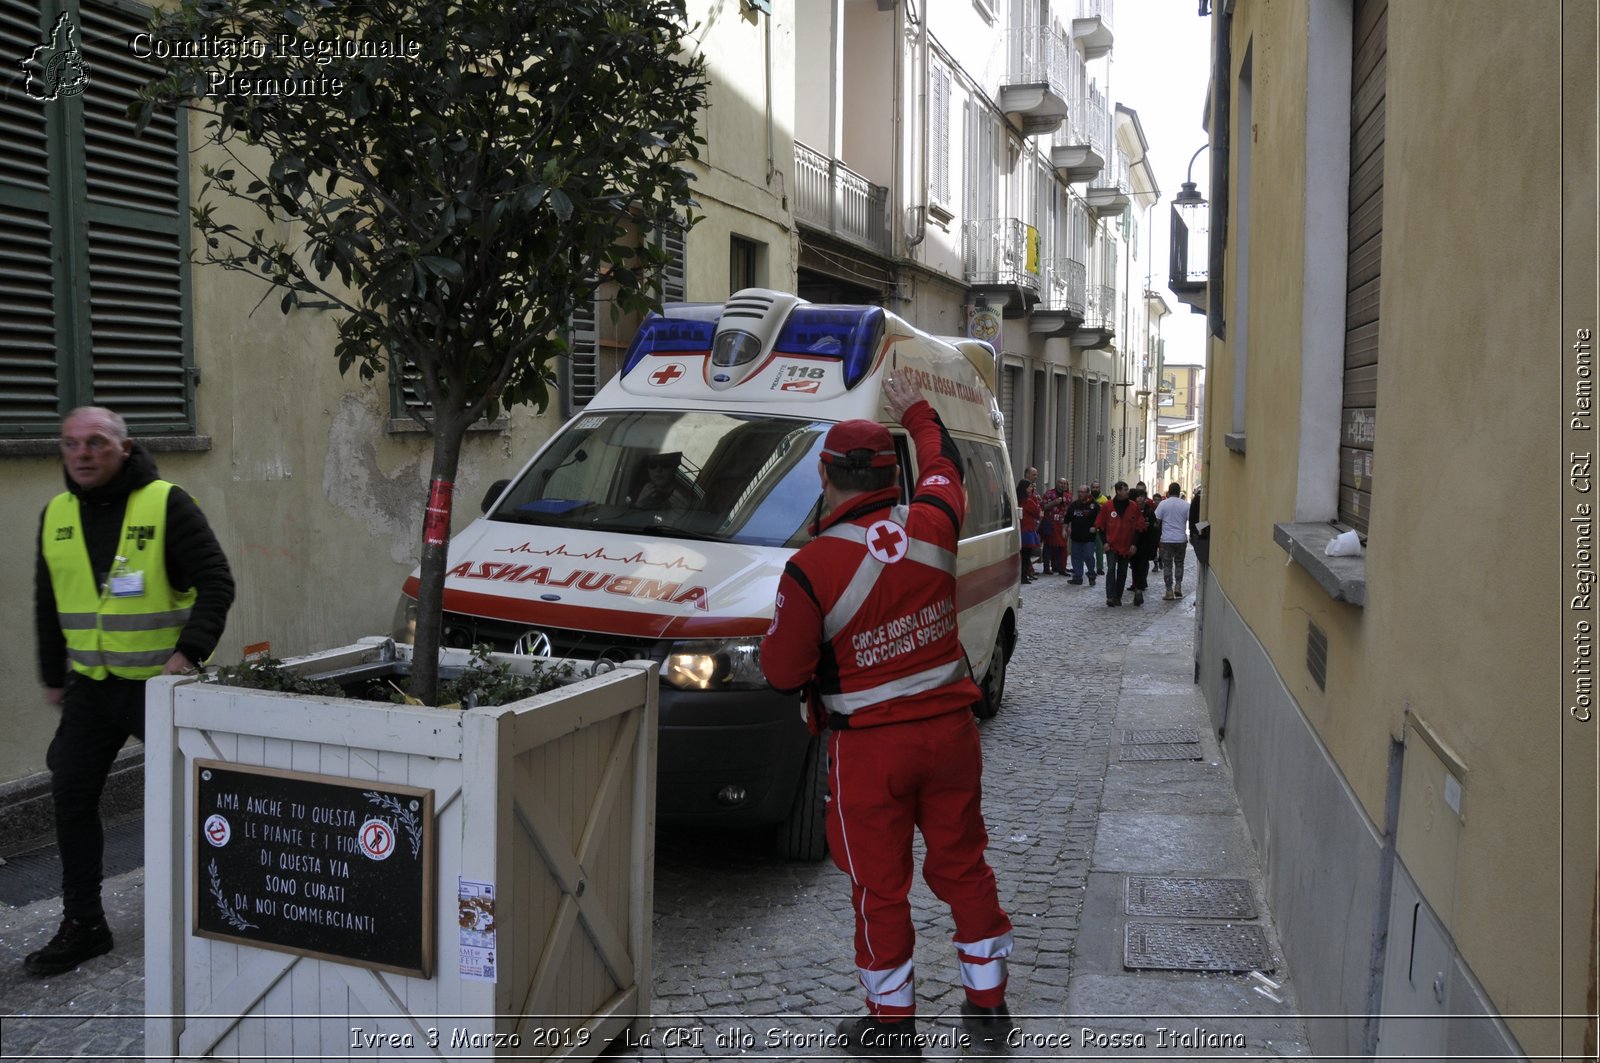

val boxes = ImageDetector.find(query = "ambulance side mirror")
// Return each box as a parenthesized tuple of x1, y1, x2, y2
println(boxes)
(481, 479, 510, 514)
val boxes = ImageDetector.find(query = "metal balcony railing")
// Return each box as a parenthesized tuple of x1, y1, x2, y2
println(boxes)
(1000, 28, 1072, 95)
(1084, 283, 1117, 330)
(1041, 257, 1087, 315)
(1085, 86, 1109, 158)
(962, 218, 1041, 291)
(794, 140, 891, 255)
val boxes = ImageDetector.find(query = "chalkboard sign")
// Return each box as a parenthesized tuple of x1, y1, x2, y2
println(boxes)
(192, 760, 435, 977)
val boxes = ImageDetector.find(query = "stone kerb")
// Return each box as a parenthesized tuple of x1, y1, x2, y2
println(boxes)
(145, 639, 658, 1061)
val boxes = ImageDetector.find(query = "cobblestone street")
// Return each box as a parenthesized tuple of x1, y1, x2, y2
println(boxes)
(0, 571, 1312, 1060)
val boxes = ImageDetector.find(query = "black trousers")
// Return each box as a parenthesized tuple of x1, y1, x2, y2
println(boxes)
(47, 674, 145, 921)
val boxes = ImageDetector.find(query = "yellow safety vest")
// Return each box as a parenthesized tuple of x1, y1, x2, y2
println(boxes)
(42, 482, 195, 680)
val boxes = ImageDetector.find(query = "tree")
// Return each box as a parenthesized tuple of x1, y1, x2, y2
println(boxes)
(137, 0, 708, 703)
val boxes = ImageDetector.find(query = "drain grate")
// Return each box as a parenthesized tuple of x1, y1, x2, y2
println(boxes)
(1124, 921, 1273, 972)
(1124, 876, 1258, 919)
(1122, 728, 1201, 745)
(1117, 742, 1204, 761)
(0, 818, 144, 908)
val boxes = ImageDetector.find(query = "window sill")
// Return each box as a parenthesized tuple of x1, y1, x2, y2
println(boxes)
(386, 417, 509, 436)
(0, 434, 212, 458)
(1273, 521, 1366, 607)
(1224, 432, 1247, 454)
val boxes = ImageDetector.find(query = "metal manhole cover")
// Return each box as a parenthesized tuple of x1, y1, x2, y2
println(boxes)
(1124, 921, 1273, 972)
(1124, 876, 1258, 919)
(1122, 728, 1201, 745)
(1117, 743, 1203, 761)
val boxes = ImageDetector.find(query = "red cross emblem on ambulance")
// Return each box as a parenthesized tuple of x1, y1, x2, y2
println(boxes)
(866, 520, 908, 564)
(648, 362, 685, 386)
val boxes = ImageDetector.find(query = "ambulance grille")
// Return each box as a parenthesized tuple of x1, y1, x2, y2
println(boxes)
(441, 612, 660, 664)
(722, 293, 779, 321)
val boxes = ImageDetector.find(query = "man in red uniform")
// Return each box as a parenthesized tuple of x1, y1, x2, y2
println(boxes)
(762, 376, 1014, 1060)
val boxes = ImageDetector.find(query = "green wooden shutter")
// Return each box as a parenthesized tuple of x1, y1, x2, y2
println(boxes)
(0, 0, 63, 429)
(0, 0, 190, 436)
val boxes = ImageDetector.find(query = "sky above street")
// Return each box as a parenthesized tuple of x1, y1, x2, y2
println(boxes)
(1110, 1, 1213, 366)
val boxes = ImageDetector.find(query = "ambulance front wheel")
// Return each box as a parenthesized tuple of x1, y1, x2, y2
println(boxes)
(973, 627, 1011, 720)
(777, 735, 829, 861)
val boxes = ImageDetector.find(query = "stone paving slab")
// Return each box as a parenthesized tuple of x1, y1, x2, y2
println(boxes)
(1100, 759, 1243, 815)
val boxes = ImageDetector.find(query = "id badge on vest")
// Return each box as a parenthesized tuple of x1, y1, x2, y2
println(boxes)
(108, 556, 145, 598)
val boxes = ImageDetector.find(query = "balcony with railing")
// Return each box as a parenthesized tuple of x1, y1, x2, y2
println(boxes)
(1086, 146, 1131, 218)
(1050, 91, 1107, 185)
(1029, 257, 1087, 336)
(1074, 282, 1116, 349)
(963, 217, 1041, 317)
(998, 29, 1071, 136)
(1073, 0, 1114, 59)
(794, 140, 891, 256)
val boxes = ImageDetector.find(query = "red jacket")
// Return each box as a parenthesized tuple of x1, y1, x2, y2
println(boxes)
(1018, 494, 1042, 536)
(1093, 496, 1146, 558)
(761, 401, 981, 730)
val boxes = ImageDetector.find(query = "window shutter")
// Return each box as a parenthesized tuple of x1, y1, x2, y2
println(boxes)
(0, 0, 62, 429)
(81, 0, 190, 431)
(931, 64, 951, 207)
(565, 295, 600, 412)
(1341, 0, 1385, 534)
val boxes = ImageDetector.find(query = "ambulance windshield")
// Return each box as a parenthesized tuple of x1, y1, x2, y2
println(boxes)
(489, 411, 831, 549)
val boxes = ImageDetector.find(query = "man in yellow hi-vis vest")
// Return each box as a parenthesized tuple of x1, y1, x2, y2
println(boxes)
(27, 407, 234, 977)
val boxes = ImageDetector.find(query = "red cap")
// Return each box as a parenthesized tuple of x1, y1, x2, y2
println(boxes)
(820, 419, 897, 468)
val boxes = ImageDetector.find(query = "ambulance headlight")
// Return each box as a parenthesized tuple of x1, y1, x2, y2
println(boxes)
(662, 639, 765, 691)
(391, 596, 418, 646)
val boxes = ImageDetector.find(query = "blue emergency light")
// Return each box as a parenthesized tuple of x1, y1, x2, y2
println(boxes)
(773, 306, 884, 389)
(621, 314, 718, 375)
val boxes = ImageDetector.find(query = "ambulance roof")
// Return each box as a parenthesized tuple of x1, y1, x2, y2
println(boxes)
(589, 290, 1003, 439)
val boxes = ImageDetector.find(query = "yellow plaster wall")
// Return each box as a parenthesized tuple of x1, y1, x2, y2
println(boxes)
(1206, 1, 1580, 1052)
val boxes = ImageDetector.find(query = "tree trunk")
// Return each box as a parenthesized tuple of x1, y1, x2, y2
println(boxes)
(409, 414, 469, 705)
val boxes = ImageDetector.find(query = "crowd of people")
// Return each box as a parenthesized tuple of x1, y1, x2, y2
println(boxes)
(1015, 469, 1199, 608)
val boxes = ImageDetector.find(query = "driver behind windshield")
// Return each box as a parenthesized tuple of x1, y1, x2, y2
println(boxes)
(631, 452, 694, 510)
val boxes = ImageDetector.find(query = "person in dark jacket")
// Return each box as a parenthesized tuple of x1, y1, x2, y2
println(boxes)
(29, 406, 235, 976)
(1128, 487, 1162, 607)
(1063, 485, 1101, 586)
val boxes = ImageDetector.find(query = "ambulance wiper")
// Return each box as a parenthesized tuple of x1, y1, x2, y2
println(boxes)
(634, 524, 722, 543)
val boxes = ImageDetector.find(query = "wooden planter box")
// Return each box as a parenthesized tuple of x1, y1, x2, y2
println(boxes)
(144, 639, 657, 1061)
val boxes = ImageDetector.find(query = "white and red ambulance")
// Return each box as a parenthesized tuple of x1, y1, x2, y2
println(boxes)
(393, 289, 1021, 859)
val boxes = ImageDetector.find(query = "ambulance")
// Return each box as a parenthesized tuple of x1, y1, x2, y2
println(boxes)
(393, 289, 1021, 859)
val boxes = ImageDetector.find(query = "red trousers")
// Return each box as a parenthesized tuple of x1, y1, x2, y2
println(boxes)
(826, 709, 1013, 1019)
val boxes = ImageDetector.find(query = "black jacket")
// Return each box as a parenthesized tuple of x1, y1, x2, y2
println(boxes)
(35, 444, 235, 687)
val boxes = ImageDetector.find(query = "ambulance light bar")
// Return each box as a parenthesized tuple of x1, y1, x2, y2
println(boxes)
(620, 303, 885, 389)
(621, 315, 718, 374)
(772, 306, 884, 388)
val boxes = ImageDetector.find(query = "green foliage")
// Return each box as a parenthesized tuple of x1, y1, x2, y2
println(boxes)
(136, 0, 707, 429)
(206, 645, 578, 710)
(135, 0, 708, 704)
(208, 657, 343, 697)
(429, 645, 577, 708)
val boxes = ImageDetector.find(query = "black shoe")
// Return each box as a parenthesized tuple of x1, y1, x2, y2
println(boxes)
(1088, 574, 1096, 586)
(24, 917, 113, 976)
(836, 1015, 922, 1061)
(1133, 591, 1143, 606)
(959, 1001, 1014, 1054)
(1066, 578, 1083, 585)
